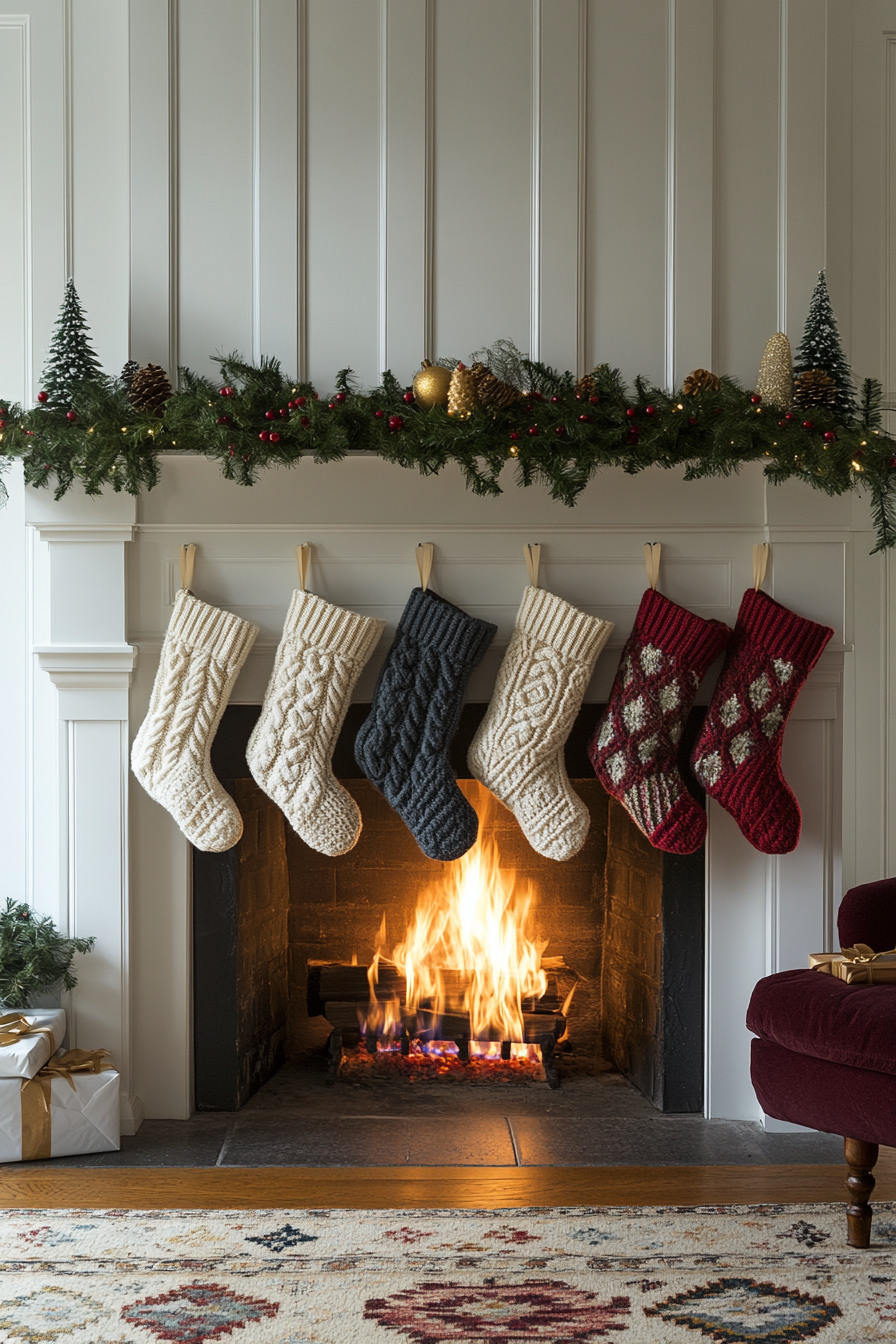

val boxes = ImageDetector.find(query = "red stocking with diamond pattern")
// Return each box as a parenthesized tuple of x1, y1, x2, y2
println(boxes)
(691, 588, 833, 854)
(589, 589, 731, 854)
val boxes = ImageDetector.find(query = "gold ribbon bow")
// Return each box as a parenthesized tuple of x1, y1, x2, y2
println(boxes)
(19, 1049, 112, 1162)
(838, 944, 896, 984)
(0, 1012, 56, 1052)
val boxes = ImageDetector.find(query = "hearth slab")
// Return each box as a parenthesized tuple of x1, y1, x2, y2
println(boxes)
(0, 1116, 233, 1169)
(217, 1114, 517, 1167)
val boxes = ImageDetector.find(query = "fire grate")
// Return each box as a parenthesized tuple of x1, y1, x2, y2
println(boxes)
(308, 962, 567, 1088)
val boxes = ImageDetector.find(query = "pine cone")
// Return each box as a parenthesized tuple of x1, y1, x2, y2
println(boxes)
(575, 373, 595, 399)
(469, 362, 519, 410)
(447, 363, 478, 419)
(793, 368, 837, 410)
(755, 333, 793, 410)
(683, 368, 721, 396)
(129, 364, 173, 413)
(120, 360, 139, 390)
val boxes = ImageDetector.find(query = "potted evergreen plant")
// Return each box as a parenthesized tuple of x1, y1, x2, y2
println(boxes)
(0, 900, 95, 1010)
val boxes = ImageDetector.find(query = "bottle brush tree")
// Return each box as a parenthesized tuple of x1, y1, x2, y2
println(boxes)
(0, 900, 95, 1009)
(40, 278, 103, 408)
(793, 269, 857, 422)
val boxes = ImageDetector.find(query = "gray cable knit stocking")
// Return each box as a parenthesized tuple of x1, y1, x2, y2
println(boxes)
(354, 587, 496, 861)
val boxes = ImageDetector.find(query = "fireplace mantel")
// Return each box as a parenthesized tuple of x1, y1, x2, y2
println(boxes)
(12, 456, 868, 1127)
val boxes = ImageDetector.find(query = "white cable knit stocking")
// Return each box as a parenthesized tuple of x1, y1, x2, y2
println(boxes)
(246, 590, 385, 856)
(131, 590, 259, 852)
(468, 586, 614, 861)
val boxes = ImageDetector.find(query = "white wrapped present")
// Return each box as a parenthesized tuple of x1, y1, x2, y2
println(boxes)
(0, 1050, 119, 1162)
(0, 1009, 66, 1079)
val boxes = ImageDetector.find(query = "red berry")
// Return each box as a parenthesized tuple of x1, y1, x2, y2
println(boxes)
(551, 396, 560, 404)
(216, 416, 230, 425)
(403, 391, 415, 404)
(0, 407, 6, 416)
(243, 455, 250, 462)
(220, 387, 234, 397)
(578, 414, 591, 423)
(388, 414, 403, 431)
(327, 402, 336, 410)
(555, 425, 567, 436)
(0, 421, 6, 430)
(374, 410, 385, 419)
(37, 391, 48, 403)
(259, 431, 270, 442)
(589, 395, 600, 405)
(336, 392, 347, 404)
(300, 415, 310, 427)
(645, 405, 656, 416)
(295, 396, 306, 407)
(802, 420, 813, 430)
(528, 425, 540, 437)
(228, 447, 235, 456)
(823, 430, 836, 443)
(575, 393, 584, 401)
(509, 431, 519, 441)
(66, 410, 77, 422)
(689, 416, 697, 425)
(784, 413, 794, 422)
(889, 457, 896, 469)
(778, 419, 785, 428)
(751, 394, 762, 405)
(265, 410, 276, 420)
(279, 408, 289, 418)
(269, 431, 281, 443)
(626, 407, 637, 418)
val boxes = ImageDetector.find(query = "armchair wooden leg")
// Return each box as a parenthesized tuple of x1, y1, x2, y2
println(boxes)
(845, 1136, 879, 1248)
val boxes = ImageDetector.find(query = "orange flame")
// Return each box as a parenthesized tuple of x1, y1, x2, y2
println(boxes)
(384, 782, 548, 1043)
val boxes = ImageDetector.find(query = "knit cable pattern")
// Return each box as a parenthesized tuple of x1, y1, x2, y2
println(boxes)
(131, 590, 258, 852)
(468, 586, 614, 861)
(354, 587, 496, 862)
(246, 590, 384, 856)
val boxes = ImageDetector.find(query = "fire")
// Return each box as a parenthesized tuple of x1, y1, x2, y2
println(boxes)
(367, 782, 548, 1046)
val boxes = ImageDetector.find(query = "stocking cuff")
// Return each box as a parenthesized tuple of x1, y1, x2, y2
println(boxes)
(398, 587, 497, 666)
(517, 585, 614, 667)
(635, 587, 731, 675)
(168, 590, 258, 669)
(284, 589, 385, 662)
(736, 588, 833, 668)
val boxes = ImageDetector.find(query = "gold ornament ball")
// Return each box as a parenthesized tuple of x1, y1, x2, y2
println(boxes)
(412, 360, 452, 410)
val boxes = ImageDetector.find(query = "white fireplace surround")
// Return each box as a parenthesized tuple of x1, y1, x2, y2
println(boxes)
(1, 451, 886, 1131)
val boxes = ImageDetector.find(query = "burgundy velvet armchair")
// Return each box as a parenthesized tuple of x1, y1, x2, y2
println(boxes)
(747, 877, 896, 1247)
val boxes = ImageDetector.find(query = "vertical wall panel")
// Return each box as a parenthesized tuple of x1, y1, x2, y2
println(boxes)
(713, 0, 779, 382)
(0, 19, 29, 404)
(539, 0, 581, 372)
(306, 0, 379, 388)
(673, 0, 714, 383)
(177, 0, 254, 372)
(586, 0, 667, 385)
(256, 0, 299, 373)
(432, 0, 532, 360)
(783, 0, 826, 342)
(71, 2, 130, 376)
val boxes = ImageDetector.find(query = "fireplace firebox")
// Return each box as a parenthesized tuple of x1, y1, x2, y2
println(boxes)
(193, 705, 704, 1112)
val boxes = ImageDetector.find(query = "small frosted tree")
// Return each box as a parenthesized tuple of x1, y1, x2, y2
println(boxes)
(793, 270, 856, 421)
(40, 279, 103, 407)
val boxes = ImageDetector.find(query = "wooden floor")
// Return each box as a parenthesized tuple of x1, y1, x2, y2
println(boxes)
(1, 1149, 894, 1210)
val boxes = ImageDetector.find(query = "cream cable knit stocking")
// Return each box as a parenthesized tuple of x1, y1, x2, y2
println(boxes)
(246, 590, 385, 856)
(131, 590, 259, 852)
(468, 587, 614, 861)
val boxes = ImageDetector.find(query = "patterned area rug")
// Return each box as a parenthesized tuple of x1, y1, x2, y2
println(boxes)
(0, 1203, 894, 1342)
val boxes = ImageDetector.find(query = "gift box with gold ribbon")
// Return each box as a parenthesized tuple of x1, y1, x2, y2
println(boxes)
(0, 1049, 119, 1162)
(0, 1009, 66, 1079)
(808, 945, 896, 984)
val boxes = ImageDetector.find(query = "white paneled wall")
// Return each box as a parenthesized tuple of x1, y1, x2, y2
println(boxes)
(1, 2, 896, 1123)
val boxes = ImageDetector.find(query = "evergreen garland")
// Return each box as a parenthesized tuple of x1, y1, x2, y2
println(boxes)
(2, 340, 895, 551)
(0, 900, 95, 1010)
(40, 280, 103, 409)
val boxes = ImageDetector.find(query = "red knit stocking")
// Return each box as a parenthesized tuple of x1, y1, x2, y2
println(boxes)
(589, 589, 731, 854)
(691, 588, 833, 854)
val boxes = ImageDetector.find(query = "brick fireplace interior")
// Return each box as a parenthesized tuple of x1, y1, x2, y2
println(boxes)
(193, 705, 705, 1115)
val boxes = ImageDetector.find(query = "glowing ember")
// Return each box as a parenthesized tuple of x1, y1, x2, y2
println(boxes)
(362, 782, 550, 1049)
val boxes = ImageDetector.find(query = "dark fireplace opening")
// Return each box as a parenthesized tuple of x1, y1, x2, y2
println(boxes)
(193, 705, 704, 1113)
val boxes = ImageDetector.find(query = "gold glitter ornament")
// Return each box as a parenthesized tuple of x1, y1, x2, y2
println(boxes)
(755, 333, 793, 410)
(683, 368, 721, 396)
(447, 362, 478, 419)
(412, 359, 452, 410)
